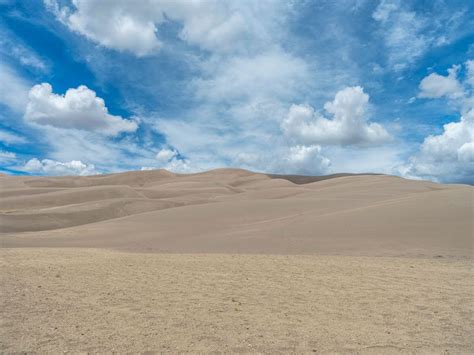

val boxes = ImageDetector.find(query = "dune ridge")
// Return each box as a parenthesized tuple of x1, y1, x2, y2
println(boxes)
(0, 169, 471, 257)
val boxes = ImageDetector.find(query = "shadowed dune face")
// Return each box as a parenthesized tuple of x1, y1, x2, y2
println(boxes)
(267, 172, 382, 184)
(0, 169, 472, 257)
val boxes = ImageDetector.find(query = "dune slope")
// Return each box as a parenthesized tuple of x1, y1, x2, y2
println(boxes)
(0, 169, 472, 257)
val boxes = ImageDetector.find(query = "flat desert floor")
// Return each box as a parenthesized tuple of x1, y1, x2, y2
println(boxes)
(1, 169, 473, 352)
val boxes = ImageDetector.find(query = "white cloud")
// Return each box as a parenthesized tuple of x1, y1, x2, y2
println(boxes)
(0, 63, 30, 112)
(372, 0, 399, 22)
(326, 145, 406, 175)
(155, 148, 178, 164)
(46, 0, 284, 56)
(427, 111, 472, 160)
(155, 86, 391, 177)
(418, 65, 464, 99)
(458, 141, 474, 163)
(22, 158, 98, 176)
(24, 83, 138, 136)
(37, 128, 125, 167)
(193, 50, 309, 104)
(0, 27, 48, 72)
(402, 62, 474, 183)
(43, 0, 320, 177)
(417, 61, 473, 121)
(278, 145, 330, 175)
(141, 147, 193, 173)
(163, 157, 194, 173)
(372, 0, 466, 71)
(372, 0, 429, 71)
(66, 0, 160, 57)
(211, 144, 332, 176)
(31, 125, 165, 174)
(282, 86, 390, 146)
(153, 147, 194, 173)
(402, 110, 474, 183)
(0, 129, 27, 145)
(466, 60, 474, 87)
(0, 150, 16, 163)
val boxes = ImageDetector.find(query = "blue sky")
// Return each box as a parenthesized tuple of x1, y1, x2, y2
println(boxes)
(0, 0, 473, 183)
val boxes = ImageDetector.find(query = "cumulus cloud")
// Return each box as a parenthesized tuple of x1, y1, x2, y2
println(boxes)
(22, 158, 98, 176)
(24, 83, 138, 136)
(402, 109, 474, 183)
(54, 0, 161, 57)
(46, 0, 283, 56)
(458, 141, 474, 163)
(278, 145, 330, 175)
(282, 86, 390, 146)
(402, 62, 474, 183)
(418, 65, 464, 99)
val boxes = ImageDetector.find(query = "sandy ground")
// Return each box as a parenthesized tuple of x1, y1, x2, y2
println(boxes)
(0, 169, 473, 352)
(1, 249, 473, 353)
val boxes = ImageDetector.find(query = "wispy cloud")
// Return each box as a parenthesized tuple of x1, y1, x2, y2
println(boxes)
(372, 0, 470, 71)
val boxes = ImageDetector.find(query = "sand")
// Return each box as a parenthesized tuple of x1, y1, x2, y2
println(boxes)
(0, 169, 472, 257)
(2, 249, 473, 353)
(0, 169, 473, 352)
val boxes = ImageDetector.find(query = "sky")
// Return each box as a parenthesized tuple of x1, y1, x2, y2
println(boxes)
(0, 0, 473, 183)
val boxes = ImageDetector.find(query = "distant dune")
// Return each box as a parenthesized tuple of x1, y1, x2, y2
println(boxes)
(1, 168, 471, 258)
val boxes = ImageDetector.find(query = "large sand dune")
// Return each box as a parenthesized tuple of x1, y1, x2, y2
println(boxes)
(1, 169, 472, 352)
(0, 169, 471, 257)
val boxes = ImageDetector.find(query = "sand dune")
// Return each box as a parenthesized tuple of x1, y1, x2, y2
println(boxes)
(0, 198, 181, 233)
(1, 169, 473, 353)
(0, 169, 471, 257)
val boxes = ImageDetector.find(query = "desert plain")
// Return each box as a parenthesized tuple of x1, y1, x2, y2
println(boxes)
(0, 169, 473, 353)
